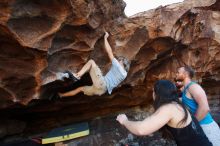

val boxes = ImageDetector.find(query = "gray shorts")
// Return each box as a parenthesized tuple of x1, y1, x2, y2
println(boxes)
(82, 63, 107, 96)
(201, 121, 220, 146)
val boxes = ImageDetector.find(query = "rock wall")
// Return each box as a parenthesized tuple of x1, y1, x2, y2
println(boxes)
(0, 0, 220, 139)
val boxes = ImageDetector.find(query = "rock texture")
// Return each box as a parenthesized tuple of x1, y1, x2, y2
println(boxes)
(54, 109, 176, 146)
(0, 0, 220, 140)
(2, 108, 177, 146)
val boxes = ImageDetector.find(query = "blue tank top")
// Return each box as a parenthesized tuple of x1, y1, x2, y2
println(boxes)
(182, 82, 213, 125)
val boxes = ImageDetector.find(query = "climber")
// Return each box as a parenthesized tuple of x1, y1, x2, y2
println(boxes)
(57, 32, 130, 97)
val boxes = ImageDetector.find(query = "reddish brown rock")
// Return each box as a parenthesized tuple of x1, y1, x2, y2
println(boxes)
(0, 0, 219, 139)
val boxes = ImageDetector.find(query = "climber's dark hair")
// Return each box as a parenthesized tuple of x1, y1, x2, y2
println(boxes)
(153, 79, 189, 141)
(153, 80, 188, 126)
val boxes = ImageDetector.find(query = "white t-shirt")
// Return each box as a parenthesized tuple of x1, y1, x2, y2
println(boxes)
(104, 58, 127, 94)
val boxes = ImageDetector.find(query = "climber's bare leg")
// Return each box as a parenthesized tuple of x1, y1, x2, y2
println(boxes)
(59, 87, 83, 97)
(76, 59, 97, 78)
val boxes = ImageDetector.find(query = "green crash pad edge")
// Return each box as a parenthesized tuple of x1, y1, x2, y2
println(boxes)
(42, 130, 89, 144)
(42, 122, 89, 144)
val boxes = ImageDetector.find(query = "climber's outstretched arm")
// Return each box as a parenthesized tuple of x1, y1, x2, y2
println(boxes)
(104, 32, 114, 61)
